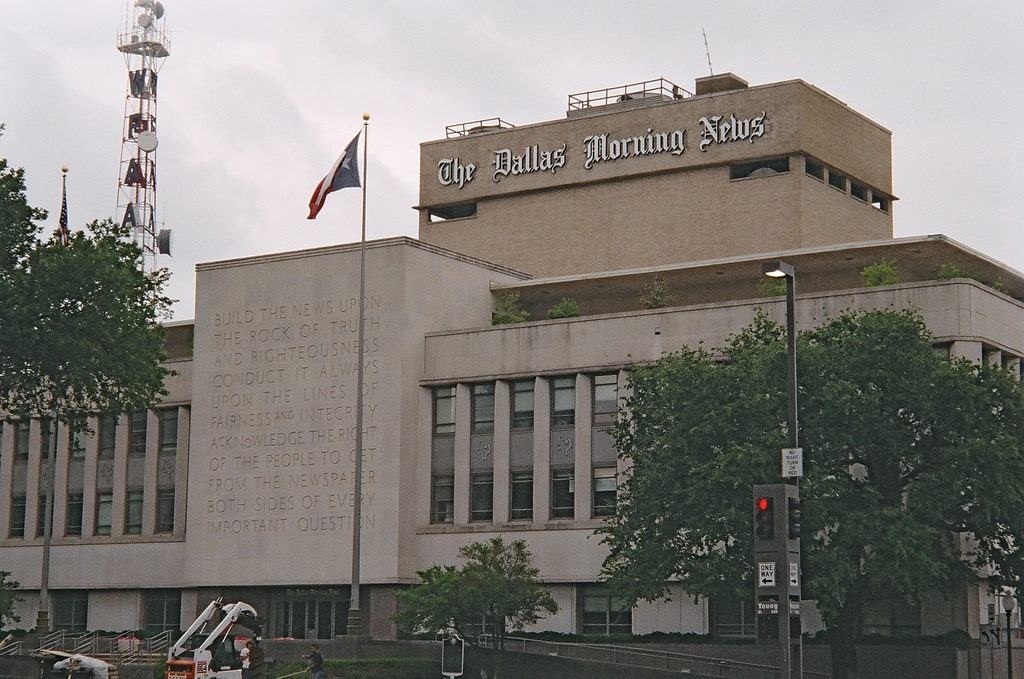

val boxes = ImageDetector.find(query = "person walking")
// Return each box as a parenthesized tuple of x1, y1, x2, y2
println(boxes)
(247, 641, 266, 679)
(303, 643, 325, 679)
(239, 640, 252, 679)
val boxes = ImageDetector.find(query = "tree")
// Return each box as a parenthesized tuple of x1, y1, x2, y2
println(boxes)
(0, 571, 20, 630)
(394, 537, 558, 678)
(0, 157, 172, 433)
(598, 309, 1024, 679)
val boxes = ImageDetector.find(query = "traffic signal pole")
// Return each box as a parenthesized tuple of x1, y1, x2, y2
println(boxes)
(754, 484, 801, 679)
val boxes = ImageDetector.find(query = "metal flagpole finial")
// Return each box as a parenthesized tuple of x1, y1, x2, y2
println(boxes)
(61, 165, 69, 176)
(362, 112, 370, 121)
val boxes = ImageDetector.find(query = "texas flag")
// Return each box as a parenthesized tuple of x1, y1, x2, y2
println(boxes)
(308, 132, 361, 219)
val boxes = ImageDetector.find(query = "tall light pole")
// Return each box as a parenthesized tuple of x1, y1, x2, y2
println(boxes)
(762, 260, 799, 679)
(1004, 594, 1015, 679)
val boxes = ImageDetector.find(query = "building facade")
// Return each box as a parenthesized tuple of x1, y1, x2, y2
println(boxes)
(1, 74, 1022, 641)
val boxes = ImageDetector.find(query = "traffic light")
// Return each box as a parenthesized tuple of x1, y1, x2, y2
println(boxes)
(787, 497, 802, 539)
(755, 496, 774, 539)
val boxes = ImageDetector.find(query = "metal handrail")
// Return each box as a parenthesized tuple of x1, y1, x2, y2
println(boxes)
(445, 118, 515, 139)
(567, 78, 691, 111)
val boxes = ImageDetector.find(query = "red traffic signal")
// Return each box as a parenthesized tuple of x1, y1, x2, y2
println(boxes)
(755, 496, 774, 539)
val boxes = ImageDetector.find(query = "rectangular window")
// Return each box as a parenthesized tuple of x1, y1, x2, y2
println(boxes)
(71, 429, 87, 460)
(510, 471, 533, 521)
(850, 179, 869, 202)
(828, 169, 847, 192)
(53, 591, 89, 632)
(470, 473, 494, 522)
(551, 377, 575, 427)
(433, 387, 456, 436)
(804, 157, 825, 181)
(511, 380, 535, 429)
(431, 474, 454, 524)
(729, 156, 789, 180)
(15, 420, 30, 461)
(37, 494, 49, 538)
(871, 191, 891, 213)
(66, 493, 84, 536)
(471, 384, 495, 433)
(593, 374, 618, 426)
(130, 412, 148, 456)
(125, 489, 144, 535)
(156, 489, 175, 533)
(582, 586, 632, 635)
(593, 468, 617, 517)
(99, 415, 117, 459)
(159, 408, 178, 454)
(551, 469, 575, 519)
(95, 491, 113, 536)
(143, 590, 182, 633)
(9, 496, 27, 538)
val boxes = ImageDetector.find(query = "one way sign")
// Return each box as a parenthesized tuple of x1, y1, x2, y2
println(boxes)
(758, 561, 776, 587)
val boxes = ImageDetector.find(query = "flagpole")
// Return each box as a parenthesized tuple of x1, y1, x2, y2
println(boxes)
(347, 113, 369, 637)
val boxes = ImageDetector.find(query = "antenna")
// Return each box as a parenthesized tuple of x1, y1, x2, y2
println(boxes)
(116, 0, 171, 270)
(702, 29, 714, 76)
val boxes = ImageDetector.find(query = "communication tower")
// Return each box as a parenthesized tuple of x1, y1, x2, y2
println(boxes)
(116, 0, 171, 270)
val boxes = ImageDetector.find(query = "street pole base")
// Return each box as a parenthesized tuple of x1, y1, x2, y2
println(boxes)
(346, 608, 362, 636)
(35, 611, 49, 634)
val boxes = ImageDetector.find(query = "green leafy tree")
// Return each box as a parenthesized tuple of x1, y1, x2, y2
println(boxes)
(491, 290, 529, 325)
(598, 309, 1024, 679)
(394, 537, 558, 678)
(860, 258, 900, 286)
(638, 276, 676, 309)
(0, 570, 20, 630)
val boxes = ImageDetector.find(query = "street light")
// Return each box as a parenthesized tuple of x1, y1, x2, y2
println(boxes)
(761, 261, 797, 451)
(762, 260, 799, 679)
(1004, 594, 1015, 679)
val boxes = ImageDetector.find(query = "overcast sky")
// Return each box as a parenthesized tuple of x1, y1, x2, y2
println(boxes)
(2, 1, 1022, 320)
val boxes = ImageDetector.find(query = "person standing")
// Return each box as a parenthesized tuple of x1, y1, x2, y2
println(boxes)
(303, 643, 324, 679)
(239, 640, 252, 679)
(247, 641, 266, 679)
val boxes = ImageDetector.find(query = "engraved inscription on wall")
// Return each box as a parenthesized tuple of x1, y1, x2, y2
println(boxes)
(201, 295, 384, 537)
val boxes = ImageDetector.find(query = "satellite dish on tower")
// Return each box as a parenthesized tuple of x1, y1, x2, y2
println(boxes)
(137, 131, 158, 152)
(154, 2, 165, 19)
(157, 229, 172, 256)
(137, 13, 153, 28)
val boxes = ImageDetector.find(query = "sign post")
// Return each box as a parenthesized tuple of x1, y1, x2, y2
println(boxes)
(754, 484, 801, 678)
(441, 631, 465, 678)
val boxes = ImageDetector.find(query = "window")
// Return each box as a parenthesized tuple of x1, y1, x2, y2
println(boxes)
(850, 179, 869, 202)
(14, 420, 30, 461)
(36, 494, 49, 538)
(53, 592, 89, 632)
(593, 468, 617, 517)
(592, 374, 618, 426)
(159, 408, 178, 454)
(551, 469, 575, 519)
(510, 471, 533, 521)
(551, 377, 575, 427)
(511, 380, 535, 429)
(66, 493, 84, 536)
(433, 387, 456, 436)
(125, 489, 144, 535)
(471, 383, 495, 433)
(130, 412, 148, 456)
(143, 590, 181, 633)
(709, 598, 755, 637)
(95, 491, 113, 536)
(428, 203, 477, 222)
(9, 496, 27, 538)
(431, 475, 454, 524)
(730, 156, 789, 179)
(470, 473, 494, 522)
(71, 430, 87, 460)
(804, 157, 825, 181)
(828, 169, 847, 192)
(156, 489, 175, 533)
(99, 415, 117, 459)
(581, 586, 632, 635)
(871, 191, 891, 213)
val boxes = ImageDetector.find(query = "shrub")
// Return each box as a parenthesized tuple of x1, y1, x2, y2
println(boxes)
(547, 297, 580, 319)
(639, 277, 676, 309)
(861, 259, 899, 286)
(757, 276, 787, 297)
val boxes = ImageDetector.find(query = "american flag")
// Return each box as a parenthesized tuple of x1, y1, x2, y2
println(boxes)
(59, 172, 69, 246)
